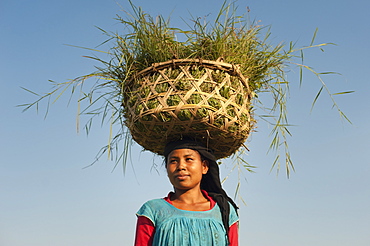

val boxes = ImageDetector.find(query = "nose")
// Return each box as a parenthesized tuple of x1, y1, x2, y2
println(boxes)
(176, 159, 186, 171)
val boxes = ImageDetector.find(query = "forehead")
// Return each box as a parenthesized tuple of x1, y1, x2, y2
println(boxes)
(167, 148, 200, 158)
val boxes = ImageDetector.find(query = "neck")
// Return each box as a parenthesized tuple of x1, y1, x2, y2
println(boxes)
(171, 187, 206, 204)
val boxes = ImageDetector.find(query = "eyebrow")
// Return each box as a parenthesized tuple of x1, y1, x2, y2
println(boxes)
(168, 153, 195, 159)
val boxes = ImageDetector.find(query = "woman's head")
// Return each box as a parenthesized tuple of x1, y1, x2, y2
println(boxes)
(163, 138, 220, 193)
(166, 148, 209, 191)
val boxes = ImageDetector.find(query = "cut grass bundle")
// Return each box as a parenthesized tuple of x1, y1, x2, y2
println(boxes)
(21, 1, 351, 174)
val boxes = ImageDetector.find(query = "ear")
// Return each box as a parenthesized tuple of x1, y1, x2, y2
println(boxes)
(202, 160, 209, 174)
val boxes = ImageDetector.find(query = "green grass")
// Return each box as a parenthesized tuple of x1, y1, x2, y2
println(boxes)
(20, 0, 352, 176)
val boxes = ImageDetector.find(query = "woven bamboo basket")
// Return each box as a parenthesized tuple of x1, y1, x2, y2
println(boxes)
(123, 59, 254, 159)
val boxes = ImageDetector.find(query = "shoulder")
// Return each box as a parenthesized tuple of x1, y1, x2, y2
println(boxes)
(136, 198, 168, 226)
(228, 202, 239, 226)
(137, 198, 166, 214)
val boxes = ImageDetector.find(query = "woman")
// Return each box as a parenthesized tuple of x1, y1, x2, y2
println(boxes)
(134, 138, 239, 245)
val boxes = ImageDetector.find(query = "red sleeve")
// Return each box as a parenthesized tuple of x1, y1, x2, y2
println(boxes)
(228, 222, 239, 246)
(134, 216, 155, 246)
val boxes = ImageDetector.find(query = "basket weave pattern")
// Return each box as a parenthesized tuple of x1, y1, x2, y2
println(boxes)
(123, 59, 254, 159)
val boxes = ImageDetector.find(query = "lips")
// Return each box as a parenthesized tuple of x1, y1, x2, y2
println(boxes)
(175, 173, 189, 180)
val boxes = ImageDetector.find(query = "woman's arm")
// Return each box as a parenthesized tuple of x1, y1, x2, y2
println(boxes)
(134, 216, 155, 246)
(228, 222, 239, 246)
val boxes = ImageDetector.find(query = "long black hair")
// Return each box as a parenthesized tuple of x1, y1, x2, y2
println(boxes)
(163, 138, 238, 236)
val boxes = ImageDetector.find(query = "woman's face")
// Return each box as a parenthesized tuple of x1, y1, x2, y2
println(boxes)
(166, 148, 209, 191)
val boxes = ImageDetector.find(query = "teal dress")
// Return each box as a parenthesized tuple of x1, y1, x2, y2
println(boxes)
(136, 198, 238, 246)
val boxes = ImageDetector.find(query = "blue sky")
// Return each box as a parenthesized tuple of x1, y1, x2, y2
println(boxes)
(1, 0, 369, 245)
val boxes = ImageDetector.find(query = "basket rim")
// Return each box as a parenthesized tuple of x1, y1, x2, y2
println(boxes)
(132, 58, 251, 93)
